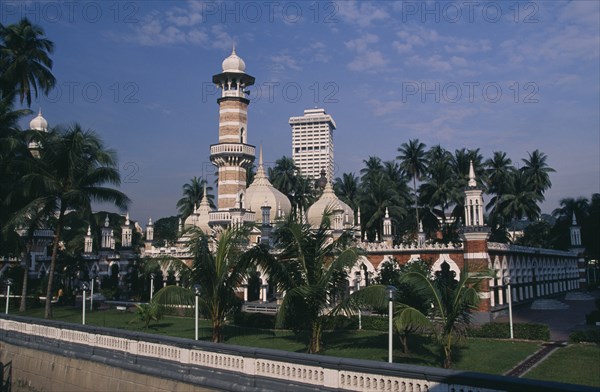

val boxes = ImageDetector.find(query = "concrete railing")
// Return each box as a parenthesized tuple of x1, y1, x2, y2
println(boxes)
(0, 315, 592, 392)
(210, 143, 255, 156)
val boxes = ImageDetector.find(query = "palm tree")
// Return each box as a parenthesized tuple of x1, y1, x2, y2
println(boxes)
(154, 227, 267, 342)
(268, 156, 315, 213)
(334, 172, 359, 211)
(498, 171, 542, 239)
(262, 218, 362, 353)
(420, 146, 460, 226)
(359, 156, 383, 185)
(521, 150, 555, 199)
(359, 173, 406, 240)
(484, 151, 516, 221)
(395, 263, 486, 368)
(0, 18, 56, 107)
(397, 139, 427, 232)
(176, 176, 214, 220)
(15, 124, 130, 318)
(268, 156, 299, 196)
(552, 197, 589, 224)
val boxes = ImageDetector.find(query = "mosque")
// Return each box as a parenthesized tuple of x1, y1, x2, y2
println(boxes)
(9, 49, 587, 321)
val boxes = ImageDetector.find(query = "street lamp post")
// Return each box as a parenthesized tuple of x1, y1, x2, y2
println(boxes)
(193, 284, 201, 341)
(81, 282, 89, 325)
(150, 273, 156, 301)
(5, 278, 13, 314)
(89, 273, 97, 311)
(504, 277, 514, 339)
(355, 272, 362, 330)
(387, 285, 397, 363)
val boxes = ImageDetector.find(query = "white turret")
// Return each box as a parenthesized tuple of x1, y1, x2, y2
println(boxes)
(84, 225, 93, 253)
(101, 215, 111, 248)
(146, 217, 154, 242)
(464, 160, 484, 227)
(122, 213, 132, 248)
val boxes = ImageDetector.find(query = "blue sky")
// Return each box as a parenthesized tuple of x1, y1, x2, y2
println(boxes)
(3, 1, 599, 221)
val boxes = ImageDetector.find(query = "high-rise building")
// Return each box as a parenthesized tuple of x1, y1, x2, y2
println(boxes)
(289, 108, 336, 181)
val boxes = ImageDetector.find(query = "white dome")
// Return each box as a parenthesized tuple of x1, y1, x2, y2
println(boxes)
(29, 109, 48, 131)
(222, 46, 246, 73)
(307, 183, 354, 228)
(245, 149, 292, 221)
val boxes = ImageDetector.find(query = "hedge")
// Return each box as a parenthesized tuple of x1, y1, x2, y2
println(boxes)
(233, 312, 276, 329)
(469, 322, 550, 341)
(569, 329, 600, 344)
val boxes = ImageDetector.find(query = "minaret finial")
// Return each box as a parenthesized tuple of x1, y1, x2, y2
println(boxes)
(38, 107, 42, 116)
(572, 212, 577, 225)
(259, 144, 263, 167)
(232, 42, 236, 54)
(468, 160, 477, 187)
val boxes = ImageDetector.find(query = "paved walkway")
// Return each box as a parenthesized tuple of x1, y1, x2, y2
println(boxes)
(494, 289, 599, 341)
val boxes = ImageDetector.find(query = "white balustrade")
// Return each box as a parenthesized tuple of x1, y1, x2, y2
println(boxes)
(0, 318, 508, 392)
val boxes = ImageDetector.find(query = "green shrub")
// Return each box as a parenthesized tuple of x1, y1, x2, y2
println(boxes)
(569, 329, 600, 344)
(469, 322, 550, 341)
(233, 312, 276, 329)
(585, 310, 600, 325)
(361, 315, 389, 331)
(327, 315, 359, 330)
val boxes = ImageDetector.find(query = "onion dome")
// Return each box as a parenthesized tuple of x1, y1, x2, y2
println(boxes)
(307, 182, 354, 228)
(222, 45, 246, 73)
(29, 108, 48, 131)
(245, 146, 292, 221)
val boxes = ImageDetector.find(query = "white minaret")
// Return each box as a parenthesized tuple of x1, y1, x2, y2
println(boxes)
(570, 212, 582, 247)
(101, 215, 111, 249)
(464, 161, 484, 227)
(84, 225, 93, 254)
(146, 217, 154, 242)
(121, 213, 132, 248)
(145, 217, 154, 251)
(383, 207, 393, 245)
(28, 108, 48, 158)
(417, 220, 426, 247)
(210, 46, 256, 210)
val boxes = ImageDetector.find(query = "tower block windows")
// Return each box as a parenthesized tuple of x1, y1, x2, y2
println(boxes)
(210, 47, 256, 210)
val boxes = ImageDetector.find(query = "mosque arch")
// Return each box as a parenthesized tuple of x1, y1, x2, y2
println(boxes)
(431, 254, 461, 280)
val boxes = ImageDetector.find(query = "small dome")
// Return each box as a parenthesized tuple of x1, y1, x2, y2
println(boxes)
(307, 182, 354, 228)
(29, 109, 48, 131)
(184, 191, 212, 234)
(222, 46, 246, 73)
(245, 147, 292, 221)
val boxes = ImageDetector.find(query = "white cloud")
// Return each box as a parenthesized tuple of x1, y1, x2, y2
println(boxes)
(405, 54, 452, 72)
(345, 33, 388, 71)
(270, 54, 302, 72)
(336, 1, 389, 28)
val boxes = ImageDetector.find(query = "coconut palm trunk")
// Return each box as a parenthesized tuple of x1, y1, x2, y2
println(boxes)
(44, 205, 65, 318)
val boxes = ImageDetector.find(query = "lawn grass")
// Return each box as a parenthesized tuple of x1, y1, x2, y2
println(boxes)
(525, 344, 600, 388)
(14, 305, 542, 376)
